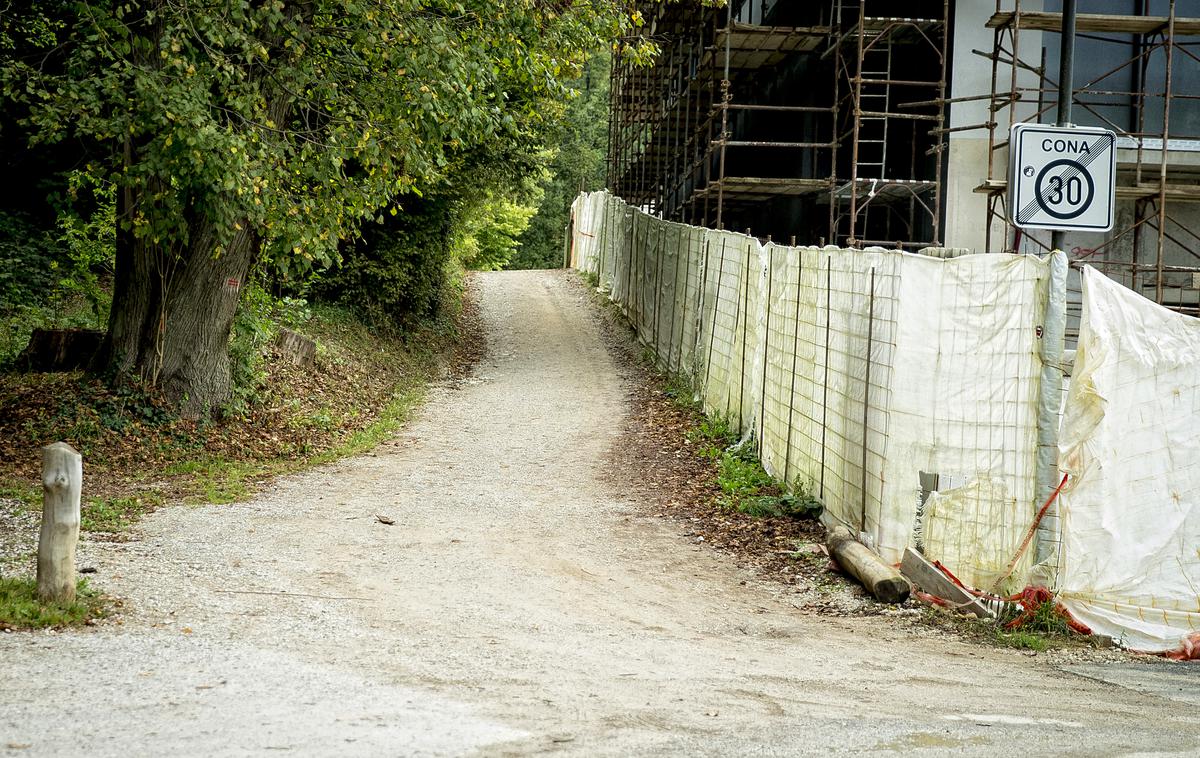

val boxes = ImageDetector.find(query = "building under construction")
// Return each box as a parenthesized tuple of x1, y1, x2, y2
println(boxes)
(606, 0, 1200, 315)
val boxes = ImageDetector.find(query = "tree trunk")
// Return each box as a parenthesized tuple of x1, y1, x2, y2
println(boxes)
(89, 5, 302, 416)
(94, 177, 258, 416)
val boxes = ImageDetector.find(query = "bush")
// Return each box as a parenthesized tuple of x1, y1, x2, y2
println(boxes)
(0, 211, 60, 364)
(0, 169, 115, 366)
(311, 196, 453, 329)
(227, 283, 278, 413)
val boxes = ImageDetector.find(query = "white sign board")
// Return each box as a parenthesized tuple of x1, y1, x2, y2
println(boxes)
(1008, 124, 1116, 232)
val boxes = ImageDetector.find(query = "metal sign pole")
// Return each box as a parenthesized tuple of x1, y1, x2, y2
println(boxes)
(1051, 0, 1078, 253)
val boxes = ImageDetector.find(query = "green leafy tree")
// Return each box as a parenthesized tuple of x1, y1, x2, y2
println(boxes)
(458, 196, 538, 270)
(1, 1, 641, 413)
(512, 49, 611, 270)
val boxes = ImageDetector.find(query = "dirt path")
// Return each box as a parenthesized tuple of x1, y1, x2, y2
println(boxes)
(2, 270, 1198, 757)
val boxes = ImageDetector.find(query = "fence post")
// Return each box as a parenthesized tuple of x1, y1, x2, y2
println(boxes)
(820, 260, 832, 500)
(736, 240, 752, 431)
(695, 236, 712, 387)
(759, 245, 775, 452)
(628, 212, 638, 319)
(704, 238, 728, 395)
(673, 227, 692, 373)
(861, 267, 876, 535)
(652, 224, 665, 356)
(1033, 251, 1069, 582)
(38, 442, 82, 604)
(784, 251, 805, 486)
(597, 194, 609, 283)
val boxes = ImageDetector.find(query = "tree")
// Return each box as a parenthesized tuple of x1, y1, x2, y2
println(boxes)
(1, 0, 640, 413)
(512, 49, 611, 270)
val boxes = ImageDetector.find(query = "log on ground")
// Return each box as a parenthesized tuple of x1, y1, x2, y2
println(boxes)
(825, 526, 911, 604)
(17, 329, 104, 372)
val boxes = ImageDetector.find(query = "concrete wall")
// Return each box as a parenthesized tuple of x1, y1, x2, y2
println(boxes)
(943, 0, 1043, 253)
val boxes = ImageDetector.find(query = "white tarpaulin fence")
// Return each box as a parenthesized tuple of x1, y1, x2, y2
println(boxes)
(1057, 267, 1200, 653)
(570, 191, 1199, 654)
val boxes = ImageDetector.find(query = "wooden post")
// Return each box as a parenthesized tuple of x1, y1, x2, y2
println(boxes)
(826, 526, 910, 604)
(38, 442, 82, 604)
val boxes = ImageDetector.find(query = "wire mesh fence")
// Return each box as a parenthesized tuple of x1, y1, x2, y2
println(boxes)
(571, 190, 1067, 592)
(571, 189, 1200, 654)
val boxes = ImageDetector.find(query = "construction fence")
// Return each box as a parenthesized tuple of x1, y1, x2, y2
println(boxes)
(569, 190, 1200, 654)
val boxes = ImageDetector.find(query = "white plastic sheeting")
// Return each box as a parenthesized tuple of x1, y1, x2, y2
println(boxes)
(1058, 266, 1200, 652)
(569, 191, 1065, 592)
(884, 252, 1057, 590)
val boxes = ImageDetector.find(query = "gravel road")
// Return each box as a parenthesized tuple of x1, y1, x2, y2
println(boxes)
(2, 270, 1198, 757)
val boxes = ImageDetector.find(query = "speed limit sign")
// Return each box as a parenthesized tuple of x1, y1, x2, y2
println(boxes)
(1008, 123, 1116, 232)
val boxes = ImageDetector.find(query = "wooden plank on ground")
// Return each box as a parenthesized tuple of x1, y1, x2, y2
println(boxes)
(900, 547, 994, 619)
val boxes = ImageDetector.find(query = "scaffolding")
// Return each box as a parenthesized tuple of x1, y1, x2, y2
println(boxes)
(972, 1, 1200, 315)
(606, 0, 949, 248)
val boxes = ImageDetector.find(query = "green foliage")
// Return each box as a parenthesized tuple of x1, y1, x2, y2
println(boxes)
(0, 1, 644, 280)
(228, 280, 315, 414)
(514, 52, 612, 269)
(0, 211, 59, 363)
(458, 196, 538, 271)
(999, 597, 1075, 637)
(313, 195, 454, 328)
(163, 458, 257, 504)
(685, 413, 737, 459)
(662, 372, 699, 411)
(0, 0, 663, 411)
(0, 166, 115, 366)
(83, 493, 164, 532)
(3, 372, 188, 470)
(227, 283, 279, 413)
(736, 490, 825, 520)
(714, 442, 823, 520)
(718, 446, 776, 498)
(53, 168, 115, 321)
(993, 629, 1051, 652)
(0, 577, 107, 630)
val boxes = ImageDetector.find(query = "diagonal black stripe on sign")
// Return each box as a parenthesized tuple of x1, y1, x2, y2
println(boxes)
(1017, 135, 1110, 223)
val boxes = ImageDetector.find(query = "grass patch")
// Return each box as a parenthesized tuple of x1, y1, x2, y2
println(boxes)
(82, 492, 166, 532)
(717, 445, 775, 499)
(311, 385, 426, 463)
(661, 372, 699, 413)
(994, 629, 1051, 651)
(716, 444, 823, 520)
(685, 412, 737, 460)
(918, 595, 1094, 653)
(1003, 597, 1076, 636)
(0, 576, 107, 630)
(0, 481, 39, 510)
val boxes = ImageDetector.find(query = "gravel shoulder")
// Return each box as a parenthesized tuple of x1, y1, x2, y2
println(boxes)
(2, 270, 1198, 757)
